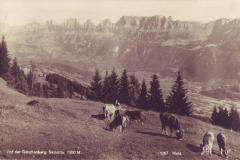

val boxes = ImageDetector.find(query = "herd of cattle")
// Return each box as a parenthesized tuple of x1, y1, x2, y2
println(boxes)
(101, 101, 230, 157)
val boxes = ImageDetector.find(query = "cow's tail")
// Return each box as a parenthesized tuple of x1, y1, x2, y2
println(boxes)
(103, 106, 106, 119)
(103, 106, 106, 112)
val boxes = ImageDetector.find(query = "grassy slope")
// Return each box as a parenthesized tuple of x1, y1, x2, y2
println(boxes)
(0, 78, 240, 159)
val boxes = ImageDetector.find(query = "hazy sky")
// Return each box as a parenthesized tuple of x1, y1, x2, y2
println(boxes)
(1, 0, 240, 25)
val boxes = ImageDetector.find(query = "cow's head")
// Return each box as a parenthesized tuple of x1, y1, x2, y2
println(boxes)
(200, 144, 210, 155)
(115, 100, 120, 107)
(176, 129, 184, 140)
(122, 115, 130, 128)
(223, 149, 230, 157)
(115, 110, 120, 117)
(200, 144, 204, 155)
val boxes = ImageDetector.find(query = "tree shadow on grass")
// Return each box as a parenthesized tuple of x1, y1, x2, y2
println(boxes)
(186, 143, 200, 153)
(135, 130, 174, 139)
(91, 114, 105, 120)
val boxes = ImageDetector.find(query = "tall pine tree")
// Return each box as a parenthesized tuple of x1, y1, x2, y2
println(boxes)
(89, 69, 102, 101)
(0, 36, 10, 76)
(129, 74, 140, 106)
(137, 80, 148, 109)
(167, 71, 192, 116)
(10, 58, 21, 84)
(211, 106, 219, 125)
(217, 107, 229, 128)
(148, 74, 165, 112)
(102, 71, 110, 102)
(8, 58, 28, 94)
(108, 68, 119, 103)
(26, 62, 37, 95)
(27, 69, 34, 94)
(119, 69, 130, 104)
(229, 107, 240, 131)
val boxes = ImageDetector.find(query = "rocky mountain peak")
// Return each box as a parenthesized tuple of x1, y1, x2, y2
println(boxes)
(116, 16, 142, 28)
(63, 18, 80, 29)
(4, 15, 240, 82)
(97, 19, 114, 32)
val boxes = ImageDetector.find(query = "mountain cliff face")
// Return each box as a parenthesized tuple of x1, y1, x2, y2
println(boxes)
(2, 15, 240, 82)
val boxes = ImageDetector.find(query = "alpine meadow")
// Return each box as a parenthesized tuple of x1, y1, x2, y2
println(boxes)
(0, 0, 240, 159)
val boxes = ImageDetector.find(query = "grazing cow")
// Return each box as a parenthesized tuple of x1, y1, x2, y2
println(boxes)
(176, 129, 185, 140)
(200, 132, 214, 155)
(160, 113, 180, 136)
(217, 133, 229, 157)
(103, 101, 121, 121)
(108, 110, 129, 132)
(125, 110, 146, 125)
(103, 104, 116, 121)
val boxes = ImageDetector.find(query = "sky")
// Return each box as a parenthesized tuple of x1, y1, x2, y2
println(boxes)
(0, 0, 240, 25)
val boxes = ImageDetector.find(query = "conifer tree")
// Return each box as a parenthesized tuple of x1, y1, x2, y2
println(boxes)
(211, 106, 219, 125)
(17, 70, 29, 94)
(8, 58, 28, 93)
(217, 107, 229, 129)
(167, 71, 192, 116)
(129, 74, 140, 106)
(102, 71, 110, 102)
(26, 62, 36, 95)
(223, 108, 230, 129)
(212, 105, 240, 131)
(90, 69, 102, 101)
(11, 58, 20, 77)
(148, 74, 165, 112)
(10, 58, 21, 84)
(229, 107, 240, 131)
(119, 69, 130, 104)
(137, 80, 148, 109)
(27, 69, 34, 93)
(0, 36, 10, 76)
(108, 68, 119, 103)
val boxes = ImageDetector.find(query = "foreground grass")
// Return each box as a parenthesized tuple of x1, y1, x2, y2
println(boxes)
(0, 97, 239, 160)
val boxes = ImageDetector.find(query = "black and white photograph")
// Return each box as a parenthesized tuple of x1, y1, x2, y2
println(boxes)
(0, 0, 240, 159)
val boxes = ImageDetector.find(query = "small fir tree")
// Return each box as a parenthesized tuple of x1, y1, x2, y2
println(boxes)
(119, 69, 130, 104)
(137, 80, 148, 109)
(167, 71, 193, 116)
(148, 74, 165, 112)
(102, 71, 110, 102)
(89, 69, 102, 101)
(211, 106, 219, 125)
(108, 68, 119, 103)
(229, 107, 240, 131)
(129, 74, 140, 106)
(0, 36, 10, 76)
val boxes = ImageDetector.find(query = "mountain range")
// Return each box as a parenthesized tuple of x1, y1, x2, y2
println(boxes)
(1, 15, 240, 82)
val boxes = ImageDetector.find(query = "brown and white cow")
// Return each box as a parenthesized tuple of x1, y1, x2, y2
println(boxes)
(108, 110, 129, 132)
(125, 110, 146, 125)
(200, 132, 214, 155)
(103, 100, 121, 121)
(217, 133, 229, 157)
(160, 113, 181, 137)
